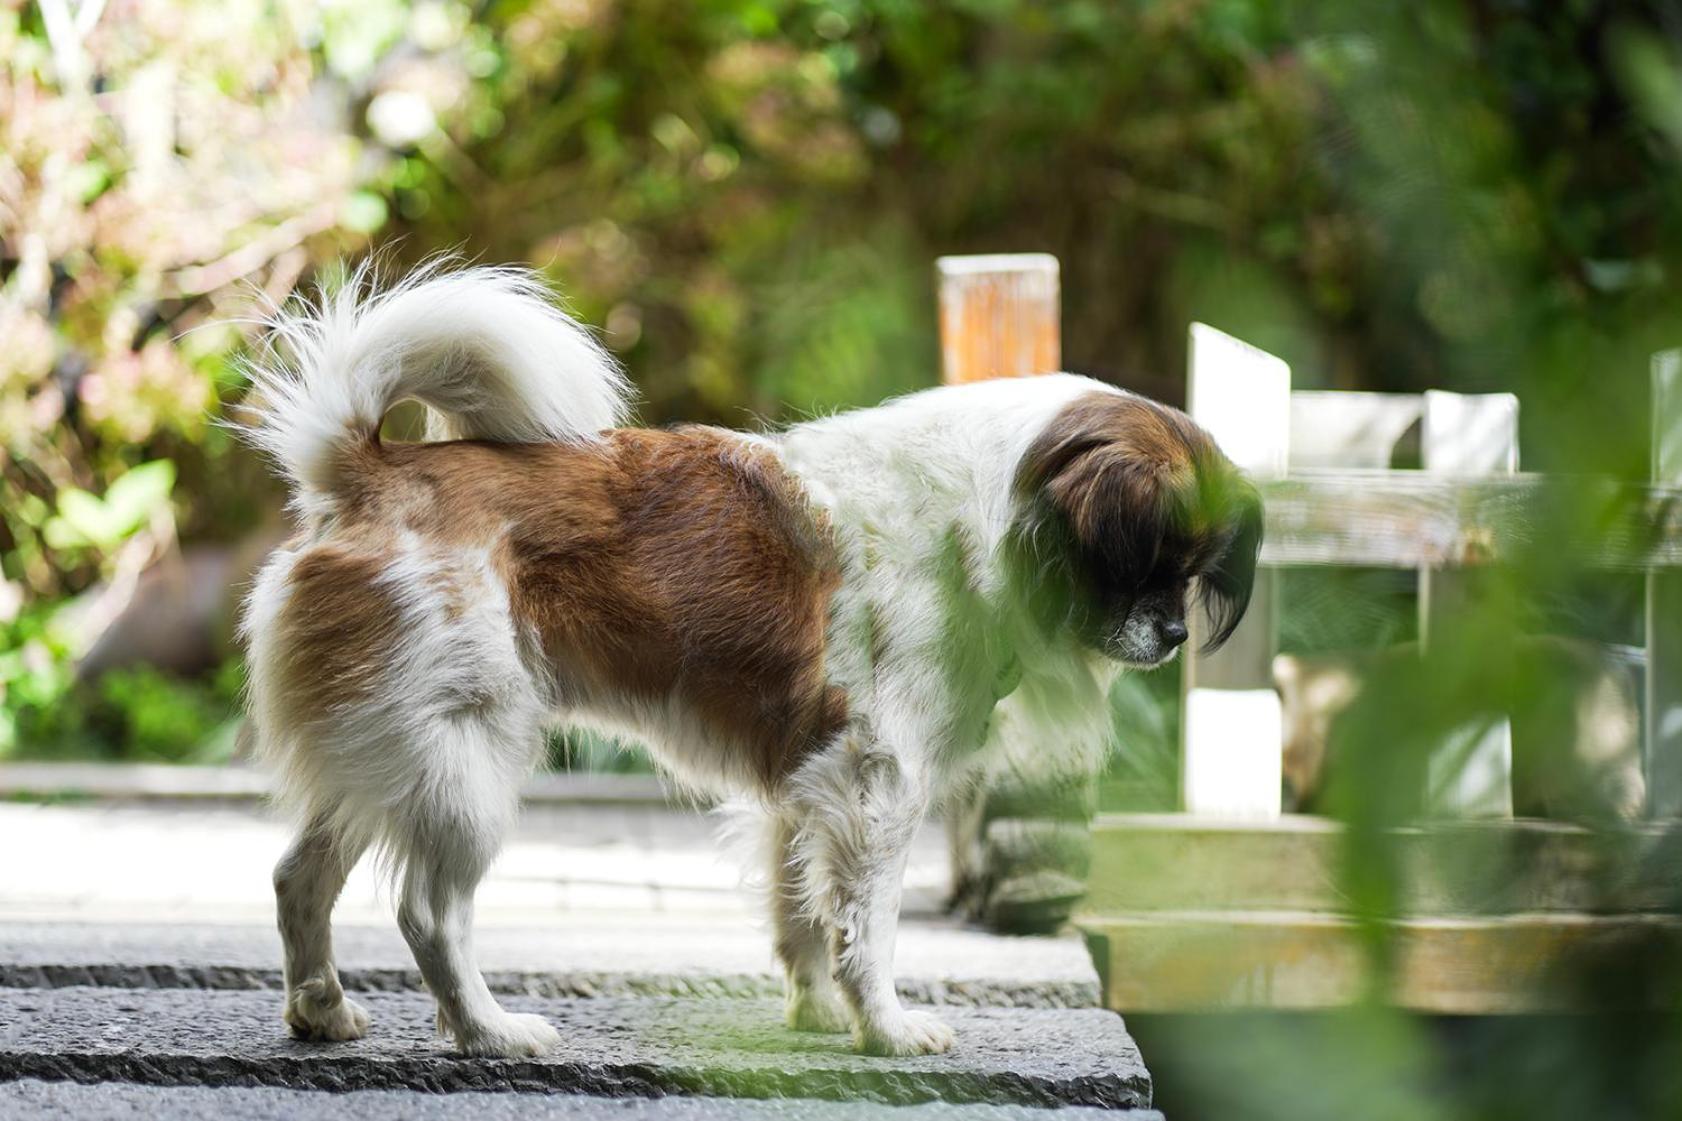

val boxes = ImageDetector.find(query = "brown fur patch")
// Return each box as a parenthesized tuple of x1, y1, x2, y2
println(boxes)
(321, 428, 845, 790)
(1018, 392, 1218, 576)
(1016, 390, 1264, 650)
(275, 547, 404, 726)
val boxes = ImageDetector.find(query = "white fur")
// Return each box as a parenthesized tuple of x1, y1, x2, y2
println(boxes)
(771, 376, 1124, 1053)
(238, 263, 633, 515)
(241, 271, 1132, 1060)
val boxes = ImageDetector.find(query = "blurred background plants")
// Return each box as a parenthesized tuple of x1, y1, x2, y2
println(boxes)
(10, 0, 1682, 766)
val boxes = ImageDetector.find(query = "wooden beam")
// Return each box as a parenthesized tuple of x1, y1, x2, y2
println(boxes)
(1256, 473, 1682, 570)
(1081, 910, 1682, 1013)
(1082, 813, 1674, 916)
(935, 254, 1060, 383)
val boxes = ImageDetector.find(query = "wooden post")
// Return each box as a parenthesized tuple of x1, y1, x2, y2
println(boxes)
(936, 254, 1061, 383)
(936, 253, 1080, 929)
(1419, 390, 1519, 818)
(1182, 324, 1291, 818)
(1648, 352, 1682, 817)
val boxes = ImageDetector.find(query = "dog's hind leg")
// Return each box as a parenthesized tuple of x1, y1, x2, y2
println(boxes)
(393, 719, 558, 1058)
(767, 815, 849, 1033)
(274, 812, 370, 1041)
(790, 731, 954, 1057)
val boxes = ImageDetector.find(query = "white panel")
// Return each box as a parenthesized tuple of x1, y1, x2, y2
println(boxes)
(1648, 351, 1682, 816)
(1421, 390, 1520, 476)
(1182, 325, 1290, 820)
(1425, 718, 1515, 819)
(1182, 689, 1284, 818)
(1419, 390, 1518, 818)
(1187, 323, 1291, 480)
(1655, 350, 1682, 486)
(1288, 391, 1423, 470)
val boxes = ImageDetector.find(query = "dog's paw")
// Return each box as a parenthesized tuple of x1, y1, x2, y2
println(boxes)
(786, 985, 851, 1033)
(284, 990, 371, 1043)
(454, 1012, 562, 1058)
(855, 1009, 956, 1057)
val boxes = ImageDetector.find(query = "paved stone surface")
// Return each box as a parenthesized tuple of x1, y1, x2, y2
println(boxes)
(0, 800, 1099, 1007)
(0, 762, 675, 804)
(0, 920, 1097, 1008)
(0, 801, 951, 923)
(0, 1079, 1163, 1120)
(0, 989, 1151, 1109)
(0, 797, 1138, 1113)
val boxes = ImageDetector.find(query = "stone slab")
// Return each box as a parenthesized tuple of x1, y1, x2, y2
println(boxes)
(0, 1079, 1162, 1120)
(0, 763, 673, 805)
(0, 989, 1151, 1110)
(0, 921, 1098, 1008)
(1082, 908, 1682, 1014)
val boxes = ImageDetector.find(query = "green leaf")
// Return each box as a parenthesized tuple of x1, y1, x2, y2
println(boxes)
(43, 461, 175, 552)
(102, 460, 176, 536)
(44, 489, 115, 550)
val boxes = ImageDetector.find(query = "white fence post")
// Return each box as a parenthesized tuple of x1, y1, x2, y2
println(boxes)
(1181, 324, 1290, 818)
(1648, 352, 1682, 817)
(1419, 390, 1520, 817)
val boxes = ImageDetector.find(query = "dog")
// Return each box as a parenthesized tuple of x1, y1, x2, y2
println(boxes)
(237, 265, 1262, 1058)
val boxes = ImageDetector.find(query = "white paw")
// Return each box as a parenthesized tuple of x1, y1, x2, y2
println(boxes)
(284, 990, 371, 1042)
(786, 986, 851, 1033)
(454, 1011, 562, 1058)
(855, 1009, 956, 1057)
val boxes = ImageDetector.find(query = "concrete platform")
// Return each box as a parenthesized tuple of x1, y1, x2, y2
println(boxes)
(0, 989, 1151, 1109)
(0, 796, 1148, 1113)
(0, 919, 1098, 1008)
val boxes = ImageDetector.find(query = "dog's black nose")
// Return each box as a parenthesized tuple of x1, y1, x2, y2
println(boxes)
(1158, 619, 1189, 649)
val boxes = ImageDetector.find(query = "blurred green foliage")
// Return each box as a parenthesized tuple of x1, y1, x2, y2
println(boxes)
(7, 0, 1682, 765)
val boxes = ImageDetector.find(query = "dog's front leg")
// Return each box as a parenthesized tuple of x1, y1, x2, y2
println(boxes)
(796, 730, 954, 1057)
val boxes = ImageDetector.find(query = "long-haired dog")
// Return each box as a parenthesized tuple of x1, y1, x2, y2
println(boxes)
(239, 266, 1262, 1058)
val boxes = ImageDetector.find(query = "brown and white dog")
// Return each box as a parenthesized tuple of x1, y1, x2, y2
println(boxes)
(239, 266, 1262, 1058)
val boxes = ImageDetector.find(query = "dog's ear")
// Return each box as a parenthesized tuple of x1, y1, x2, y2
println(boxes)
(1197, 474, 1264, 652)
(1043, 448, 1177, 594)
(1019, 398, 1185, 595)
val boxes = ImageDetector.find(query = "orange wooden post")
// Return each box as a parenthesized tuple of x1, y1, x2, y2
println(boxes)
(936, 253, 1080, 932)
(936, 254, 1061, 384)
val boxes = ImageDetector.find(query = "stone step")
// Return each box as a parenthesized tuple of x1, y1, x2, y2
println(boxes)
(0, 762, 672, 806)
(1084, 813, 1675, 915)
(0, 1079, 1160, 1120)
(1080, 910, 1682, 1013)
(1078, 814, 1682, 1013)
(0, 988, 1153, 1111)
(0, 921, 1099, 1009)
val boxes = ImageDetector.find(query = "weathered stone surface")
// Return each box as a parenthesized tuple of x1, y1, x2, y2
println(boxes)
(0, 989, 1151, 1110)
(0, 1079, 1162, 1120)
(0, 922, 1099, 1009)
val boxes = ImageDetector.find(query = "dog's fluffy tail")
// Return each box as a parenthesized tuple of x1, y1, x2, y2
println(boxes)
(238, 262, 632, 502)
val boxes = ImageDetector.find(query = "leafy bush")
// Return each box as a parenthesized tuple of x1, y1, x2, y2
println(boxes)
(7, 0, 1682, 775)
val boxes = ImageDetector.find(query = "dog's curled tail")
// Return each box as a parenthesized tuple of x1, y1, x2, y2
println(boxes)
(237, 263, 632, 501)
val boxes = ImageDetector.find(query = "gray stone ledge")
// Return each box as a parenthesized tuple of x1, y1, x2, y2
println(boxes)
(0, 963, 1096, 1010)
(0, 922, 1100, 1010)
(0, 989, 1150, 1110)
